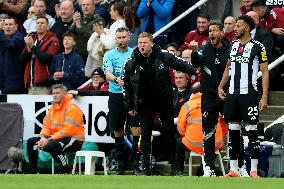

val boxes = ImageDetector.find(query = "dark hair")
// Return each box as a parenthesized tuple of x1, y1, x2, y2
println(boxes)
(112, 1, 135, 30)
(166, 43, 179, 51)
(33, 0, 47, 7)
(36, 16, 49, 24)
(197, 12, 210, 21)
(238, 15, 255, 30)
(4, 16, 18, 25)
(63, 31, 76, 41)
(209, 21, 223, 31)
(251, 0, 266, 7)
(116, 27, 129, 33)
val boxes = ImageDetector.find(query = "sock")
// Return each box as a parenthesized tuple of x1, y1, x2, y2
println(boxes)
(251, 159, 258, 172)
(230, 160, 239, 173)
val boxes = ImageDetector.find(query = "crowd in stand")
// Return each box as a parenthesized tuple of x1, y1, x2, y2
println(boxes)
(0, 0, 283, 176)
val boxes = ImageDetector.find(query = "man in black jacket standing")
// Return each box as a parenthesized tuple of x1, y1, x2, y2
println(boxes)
(190, 21, 230, 176)
(124, 32, 197, 175)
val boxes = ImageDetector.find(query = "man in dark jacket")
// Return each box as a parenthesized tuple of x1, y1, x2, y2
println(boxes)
(69, 0, 104, 62)
(0, 16, 25, 94)
(124, 32, 197, 175)
(190, 21, 230, 176)
(49, 31, 85, 90)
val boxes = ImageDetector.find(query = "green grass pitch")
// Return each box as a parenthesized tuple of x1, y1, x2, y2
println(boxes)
(0, 175, 283, 189)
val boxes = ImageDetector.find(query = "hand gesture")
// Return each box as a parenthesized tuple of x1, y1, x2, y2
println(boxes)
(54, 71, 64, 80)
(37, 137, 49, 148)
(272, 28, 284, 35)
(259, 96, 268, 111)
(218, 87, 226, 100)
(187, 40, 198, 52)
(128, 110, 138, 117)
(67, 90, 78, 96)
(93, 23, 104, 35)
(73, 12, 81, 28)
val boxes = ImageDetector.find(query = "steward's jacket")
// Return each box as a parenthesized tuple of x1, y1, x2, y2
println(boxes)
(177, 92, 224, 154)
(124, 46, 196, 111)
(191, 39, 230, 96)
(40, 95, 85, 141)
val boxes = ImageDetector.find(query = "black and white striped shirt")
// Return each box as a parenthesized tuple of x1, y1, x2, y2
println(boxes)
(229, 39, 267, 94)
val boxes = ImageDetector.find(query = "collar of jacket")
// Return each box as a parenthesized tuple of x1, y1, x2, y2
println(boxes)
(190, 92, 202, 101)
(52, 95, 72, 110)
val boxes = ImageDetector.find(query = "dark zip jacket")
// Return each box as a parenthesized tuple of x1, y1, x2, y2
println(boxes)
(191, 39, 231, 96)
(124, 46, 196, 111)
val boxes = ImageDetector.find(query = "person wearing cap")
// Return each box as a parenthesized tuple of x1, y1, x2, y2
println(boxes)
(68, 67, 109, 96)
(49, 31, 85, 91)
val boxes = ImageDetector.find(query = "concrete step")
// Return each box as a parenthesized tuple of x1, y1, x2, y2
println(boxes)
(260, 105, 284, 116)
(268, 91, 284, 106)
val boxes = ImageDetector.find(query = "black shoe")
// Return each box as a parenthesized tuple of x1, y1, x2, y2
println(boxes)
(115, 169, 125, 175)
(171, 170, 183, 176)
(138, 168, 151, 176)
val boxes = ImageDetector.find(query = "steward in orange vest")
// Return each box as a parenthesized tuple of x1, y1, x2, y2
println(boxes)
(27, 84, 85, 173)
(173, 90, 225, 175)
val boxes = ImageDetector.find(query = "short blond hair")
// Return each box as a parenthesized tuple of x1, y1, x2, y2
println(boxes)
(138, 32, 153, 42)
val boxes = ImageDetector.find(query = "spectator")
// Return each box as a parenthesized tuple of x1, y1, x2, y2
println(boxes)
(27, 6, 35, 19)
(69, 0, 104, 61)
(246, 11, 274, 62)
(102, 27, 134, 175)
(94, 0, 111, 27)
(179, 12, 209, 52)
(0, 0, 28, 18)
(252, 0, 271, 30)
(173, 82, 223, 176)
(137, 0, 175, 49)
(166, 43, 180, 57)
(173, 71, 191, 118)
(166, 42, 180, 86)
(269, 6, 284, 51)
(0, 14, 7, 31)
(124, 32, 197, 176)
(181, 49, 192, 62)
(223, 16, 237, 42)
(86, 1, 134, 77)
(49, 31, 85, 90)
(181, 48, 200, 86)
(23, 0, 55, 34)
(27, 84, 85, 174)
(21, 16, 59, 94)
(240, 0, 254, 16)
(68, 67, 109, 96)
(190, 21, 230, 176)
(171, 0, 200, 46)
(0, 16, 25, 94)
(50, 0, 75, 53)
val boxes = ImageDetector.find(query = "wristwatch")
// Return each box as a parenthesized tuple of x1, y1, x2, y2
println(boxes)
(114, 77, 118, 84)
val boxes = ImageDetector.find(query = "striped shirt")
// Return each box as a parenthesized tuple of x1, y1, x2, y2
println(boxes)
(229, 39, 267, 94)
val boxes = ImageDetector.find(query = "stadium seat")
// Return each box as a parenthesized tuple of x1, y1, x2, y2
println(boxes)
(188, 151, 225, 176)
(72, 151, 107, 175)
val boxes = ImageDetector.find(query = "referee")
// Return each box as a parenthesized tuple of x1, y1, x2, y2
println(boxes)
(218, 15, 269, 178)
(189, 21, 230, 177)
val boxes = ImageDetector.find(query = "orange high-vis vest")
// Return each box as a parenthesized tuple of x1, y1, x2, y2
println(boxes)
(40, 95, 85, 141)
(177, 92, 224, 154)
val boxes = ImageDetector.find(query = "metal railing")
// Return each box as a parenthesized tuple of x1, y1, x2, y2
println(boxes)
(153, 0, 208, 38)
(258, 53, 284, 79)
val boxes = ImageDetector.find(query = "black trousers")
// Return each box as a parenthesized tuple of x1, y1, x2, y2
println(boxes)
(175, 138, 190, 172)
(202, 94, 224, 169)
(138, 100, 176, 164)
(27, 137, 83, 173)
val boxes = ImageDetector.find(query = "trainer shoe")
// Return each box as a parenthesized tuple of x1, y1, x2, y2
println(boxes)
(224, 170, 240, 177)
(250, 171, 260, 178)
(239, 165, 250, 177)
(203, 166, 216, 177)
